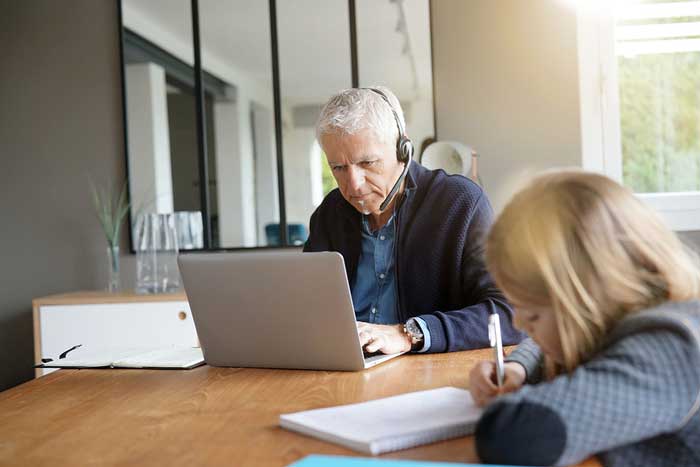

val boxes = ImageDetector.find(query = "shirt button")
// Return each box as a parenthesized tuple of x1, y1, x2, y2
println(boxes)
(371, 307, 377, 314)
(379, 273, 385, 279)
(379, 235, 386, 241)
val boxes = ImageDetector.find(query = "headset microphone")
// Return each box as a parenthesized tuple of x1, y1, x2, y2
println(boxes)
(364, 88, 414, 213)
(379, 156, 411, 212)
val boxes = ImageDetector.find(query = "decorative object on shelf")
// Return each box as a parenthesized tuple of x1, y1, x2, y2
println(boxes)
(468, 149, 484, 188)
(419, 141, 484, 188)
(106, 244, 120, 292)
(134, 212, 181, 294)
(90, 180, 130, 292)
(174, 211, 204, 250)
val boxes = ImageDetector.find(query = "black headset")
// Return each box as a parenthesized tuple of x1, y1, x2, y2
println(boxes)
(364, 88, 414, 212)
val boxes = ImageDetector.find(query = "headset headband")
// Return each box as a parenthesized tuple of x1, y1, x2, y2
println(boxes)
(365, 88, 406, 137)
(361, 88, 414, 211)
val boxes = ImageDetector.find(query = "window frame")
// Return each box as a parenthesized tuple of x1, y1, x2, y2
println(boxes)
(577, 4, 700, 232)
(118, 0, 438, 251)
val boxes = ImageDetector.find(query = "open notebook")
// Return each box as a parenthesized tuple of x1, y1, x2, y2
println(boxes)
(287, 455, 525, 467)
(37, 346, 204, 370)
(280, 387, 482, 455)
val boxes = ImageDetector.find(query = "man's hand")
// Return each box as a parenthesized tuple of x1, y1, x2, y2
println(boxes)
(357, 322, 412, 354)
(468, 361, 527, 407)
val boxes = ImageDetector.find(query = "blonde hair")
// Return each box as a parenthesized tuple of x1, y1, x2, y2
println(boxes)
(486, 170, 700, 374)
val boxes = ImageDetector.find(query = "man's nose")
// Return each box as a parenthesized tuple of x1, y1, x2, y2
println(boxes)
(347, 166, 366, 193)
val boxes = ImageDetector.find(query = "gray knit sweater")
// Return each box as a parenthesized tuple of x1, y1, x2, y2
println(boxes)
(475, 300, 700, 467)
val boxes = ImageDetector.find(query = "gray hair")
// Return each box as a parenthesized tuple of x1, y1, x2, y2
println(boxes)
(315, 86, 406, 145)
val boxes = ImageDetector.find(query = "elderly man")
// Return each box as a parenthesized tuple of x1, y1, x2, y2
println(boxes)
(304, 87, 523, 354)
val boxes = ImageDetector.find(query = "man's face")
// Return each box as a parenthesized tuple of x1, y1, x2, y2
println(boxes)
(321, 128, 403, 216)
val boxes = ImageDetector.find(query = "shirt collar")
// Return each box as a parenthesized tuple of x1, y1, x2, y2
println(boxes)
(361, 211, 395, 235)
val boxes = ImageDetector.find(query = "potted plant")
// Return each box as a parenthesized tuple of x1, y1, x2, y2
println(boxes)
(90, 180, 130, 292)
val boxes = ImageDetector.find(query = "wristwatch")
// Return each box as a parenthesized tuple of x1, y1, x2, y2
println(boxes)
(403, 318, 424, 350)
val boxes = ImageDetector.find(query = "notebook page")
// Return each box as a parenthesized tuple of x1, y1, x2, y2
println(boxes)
(287, 454, 525, 467)
(280, 387, 482, 455)
(113, 347, 204, 368)
(41, 348, 147, 368)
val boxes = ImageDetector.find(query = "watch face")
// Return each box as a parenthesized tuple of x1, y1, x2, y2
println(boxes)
(406, 319, 423, 339)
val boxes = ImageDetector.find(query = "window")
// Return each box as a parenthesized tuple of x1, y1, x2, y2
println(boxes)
(578, 0, 700, 231)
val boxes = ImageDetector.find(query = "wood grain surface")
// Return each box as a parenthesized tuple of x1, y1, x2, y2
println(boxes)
(32, 290, 188, 307)
(0, 349, 600, 467)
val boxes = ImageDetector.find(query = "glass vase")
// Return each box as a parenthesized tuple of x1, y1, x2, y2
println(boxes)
(134, 213, 181, 294)
(107, 244, 120, 292)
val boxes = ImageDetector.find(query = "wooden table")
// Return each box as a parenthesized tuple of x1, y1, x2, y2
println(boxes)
(0, 349, 599, 466)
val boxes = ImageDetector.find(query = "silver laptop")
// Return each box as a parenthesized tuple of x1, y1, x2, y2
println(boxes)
(178, 251, 405, 371)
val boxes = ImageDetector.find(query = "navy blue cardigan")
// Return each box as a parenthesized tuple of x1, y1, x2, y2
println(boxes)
(303, 162, 524, 352)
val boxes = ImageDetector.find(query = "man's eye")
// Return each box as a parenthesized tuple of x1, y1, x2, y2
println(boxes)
(332, 166, 345, 172)
(360, 160, 375, 167)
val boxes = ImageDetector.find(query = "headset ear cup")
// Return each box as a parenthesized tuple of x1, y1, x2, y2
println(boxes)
(397, 137, 414, 163)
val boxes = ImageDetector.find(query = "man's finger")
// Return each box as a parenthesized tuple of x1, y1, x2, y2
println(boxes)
(358, 331, 372, 347)
(364, 335, 384, 353)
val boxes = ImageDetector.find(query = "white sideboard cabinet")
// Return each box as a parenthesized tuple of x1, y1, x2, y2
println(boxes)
(32, 291, 198, 377)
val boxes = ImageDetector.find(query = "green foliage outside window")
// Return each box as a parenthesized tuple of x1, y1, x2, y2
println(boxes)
(619, 52, 700, 193)
(321, 151, 338, 196)
(617, 1, 700, 193)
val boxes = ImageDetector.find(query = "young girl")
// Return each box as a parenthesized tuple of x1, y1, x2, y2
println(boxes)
(469, 171, 700, 467)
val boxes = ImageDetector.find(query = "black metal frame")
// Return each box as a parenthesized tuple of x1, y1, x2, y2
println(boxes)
(269, 0, 288, 247)
(191, 0, 212, 249)
(428, 0, 438, 140)
(349, 0, 359, 88)
(117, 0, 133, 253)
(117, 0, 437, 253)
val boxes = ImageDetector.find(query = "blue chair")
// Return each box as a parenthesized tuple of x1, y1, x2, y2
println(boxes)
(265, 223, 309, 246)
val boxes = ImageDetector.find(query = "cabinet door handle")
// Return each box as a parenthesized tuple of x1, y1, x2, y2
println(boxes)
(178, 311, 187, 321)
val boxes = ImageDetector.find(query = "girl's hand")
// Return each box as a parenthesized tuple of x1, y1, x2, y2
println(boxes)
(468, 361, 527, 407)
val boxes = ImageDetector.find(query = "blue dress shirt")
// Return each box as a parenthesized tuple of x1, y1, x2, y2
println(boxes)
(350, 205, 431, 352)
(351, 214, 399, 325)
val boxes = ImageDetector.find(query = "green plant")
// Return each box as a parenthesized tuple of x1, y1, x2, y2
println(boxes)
(321, 150, 338, 196)
(90, 179, 130, 248)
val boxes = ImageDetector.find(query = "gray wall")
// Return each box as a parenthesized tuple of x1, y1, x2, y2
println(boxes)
(431, 0, 582, 213)
(430, 0, 700, 251)
(0, 1, 127, 391)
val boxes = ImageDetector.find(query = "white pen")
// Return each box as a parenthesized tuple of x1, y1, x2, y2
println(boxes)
(488, 313, 505, 388)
